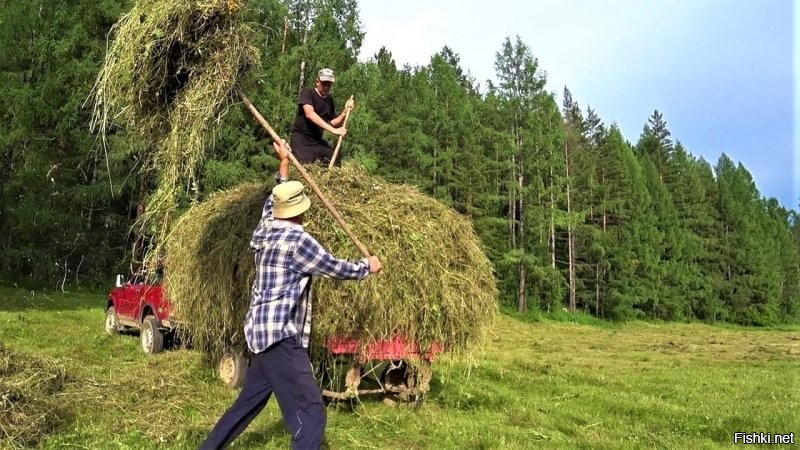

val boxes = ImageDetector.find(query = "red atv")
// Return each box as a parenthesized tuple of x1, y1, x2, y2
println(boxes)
(104, 274, 176, 355)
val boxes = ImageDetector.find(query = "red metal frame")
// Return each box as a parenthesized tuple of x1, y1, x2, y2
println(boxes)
(325, 336, 444, 362)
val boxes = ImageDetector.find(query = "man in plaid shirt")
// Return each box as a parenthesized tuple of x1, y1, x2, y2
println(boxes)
(201, 140, 382, 450)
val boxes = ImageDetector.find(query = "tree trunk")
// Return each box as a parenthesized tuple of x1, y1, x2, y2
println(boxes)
(601, 170, 607, 231)
(517, 261, 527, 313)
(86, 149, 99, 230)
(432, 146, 437, 190)
(517, 158, 526, 313)
(724, 224, 732, 281)
(509, 154, 516, 249)
(549, 167, 556, 269)
(596, 264, 601, 315)
(298, 59, 307, 92)
(565, 142, 576, 312)
(513, 117, 526, 313)
(281, 17, 288, 54)
(297, 5, 309, 92)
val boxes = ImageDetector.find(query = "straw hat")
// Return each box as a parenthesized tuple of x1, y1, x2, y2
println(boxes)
(272, 181, 311, 219)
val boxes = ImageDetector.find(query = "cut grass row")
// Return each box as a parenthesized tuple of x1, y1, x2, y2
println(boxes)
(0, 286, 797, 449)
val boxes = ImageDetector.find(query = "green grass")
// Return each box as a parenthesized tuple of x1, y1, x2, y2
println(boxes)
(1, 285, 798, 449)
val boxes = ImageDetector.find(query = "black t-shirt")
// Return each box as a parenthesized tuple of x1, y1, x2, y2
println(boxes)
(291, 87, 336, 146)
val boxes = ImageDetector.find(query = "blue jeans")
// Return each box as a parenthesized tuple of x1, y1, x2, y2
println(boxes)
(199, 337, 326, 449)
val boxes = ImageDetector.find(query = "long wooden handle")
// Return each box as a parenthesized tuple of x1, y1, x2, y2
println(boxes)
(328, 95, 353, 169)
(236, 88, 371, 258)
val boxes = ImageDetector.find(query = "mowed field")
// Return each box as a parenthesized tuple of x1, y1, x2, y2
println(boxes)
(0, 286, 798, 449)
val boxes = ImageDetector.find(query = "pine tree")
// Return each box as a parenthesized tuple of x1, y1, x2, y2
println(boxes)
(0, 0, 135, 282)
(764, 200, 800, 322)
(638, 110, 674, 180)
(493, 36, 557, 312)
(597, 126, 656, 318)
(635, 113, 698, 320)
(715, 155, 779, 324)
(560, 87, 585, 312)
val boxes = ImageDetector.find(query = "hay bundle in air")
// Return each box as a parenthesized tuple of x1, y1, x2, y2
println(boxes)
(90, 0, 259, 266)
(165, 166, 498, 362)
(0, 343, 69, 447)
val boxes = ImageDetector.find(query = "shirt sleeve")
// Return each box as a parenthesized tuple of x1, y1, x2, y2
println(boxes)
(290, 232, 370, 280)
(262, 194, 274, 220)
(261, 172, 287, 220)
(298, 88, 314, 106)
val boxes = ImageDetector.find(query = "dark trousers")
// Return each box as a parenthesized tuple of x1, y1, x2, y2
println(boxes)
(199, 338, 326, 450)
(290, 137, 342, 167)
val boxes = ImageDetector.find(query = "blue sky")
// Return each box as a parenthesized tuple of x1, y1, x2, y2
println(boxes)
(357, 0, 797, 210)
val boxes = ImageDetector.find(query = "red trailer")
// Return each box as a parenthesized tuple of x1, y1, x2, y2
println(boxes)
(105, 276, 443, 404)
(317, 337, 443, 404)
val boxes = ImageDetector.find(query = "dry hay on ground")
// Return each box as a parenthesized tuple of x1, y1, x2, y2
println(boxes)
(0, 342, 69, 448)
(90, 0, 259, 270)
(166, 165, 498, 363)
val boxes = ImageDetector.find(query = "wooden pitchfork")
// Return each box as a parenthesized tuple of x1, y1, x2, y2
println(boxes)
(328, 95, 353, 168)
(236, 88, 371, 258)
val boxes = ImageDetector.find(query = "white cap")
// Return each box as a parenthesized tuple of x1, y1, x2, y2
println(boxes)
(318, 68, 335, 82)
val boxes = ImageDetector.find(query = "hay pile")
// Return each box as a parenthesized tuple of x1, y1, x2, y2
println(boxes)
(0, 343, 69, 447)
(166, 166, 498, 362)
(91, 0, 258, 268)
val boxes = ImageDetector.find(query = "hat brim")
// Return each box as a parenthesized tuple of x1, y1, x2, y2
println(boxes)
(274, 195, 311, 219)
(318, 76, 335, 83)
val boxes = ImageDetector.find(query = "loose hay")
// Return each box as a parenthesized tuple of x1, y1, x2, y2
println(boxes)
(90, 0, 259, 271)
(166, 165, 498, 363)
(0, 343, 69, 448)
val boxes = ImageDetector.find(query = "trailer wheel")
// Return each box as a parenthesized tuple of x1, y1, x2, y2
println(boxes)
(408, 360, 432, 407)
(380, 360, 408, 392)
(218, 350, 247, 389)
(378, 360, 431, 407)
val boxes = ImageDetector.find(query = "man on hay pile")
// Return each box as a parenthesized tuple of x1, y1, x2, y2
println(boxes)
(290, 67, 354, 166)
(200, 140, 383, 450)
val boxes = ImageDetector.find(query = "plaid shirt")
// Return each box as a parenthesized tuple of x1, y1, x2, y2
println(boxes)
(244, 175, 369, 353)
